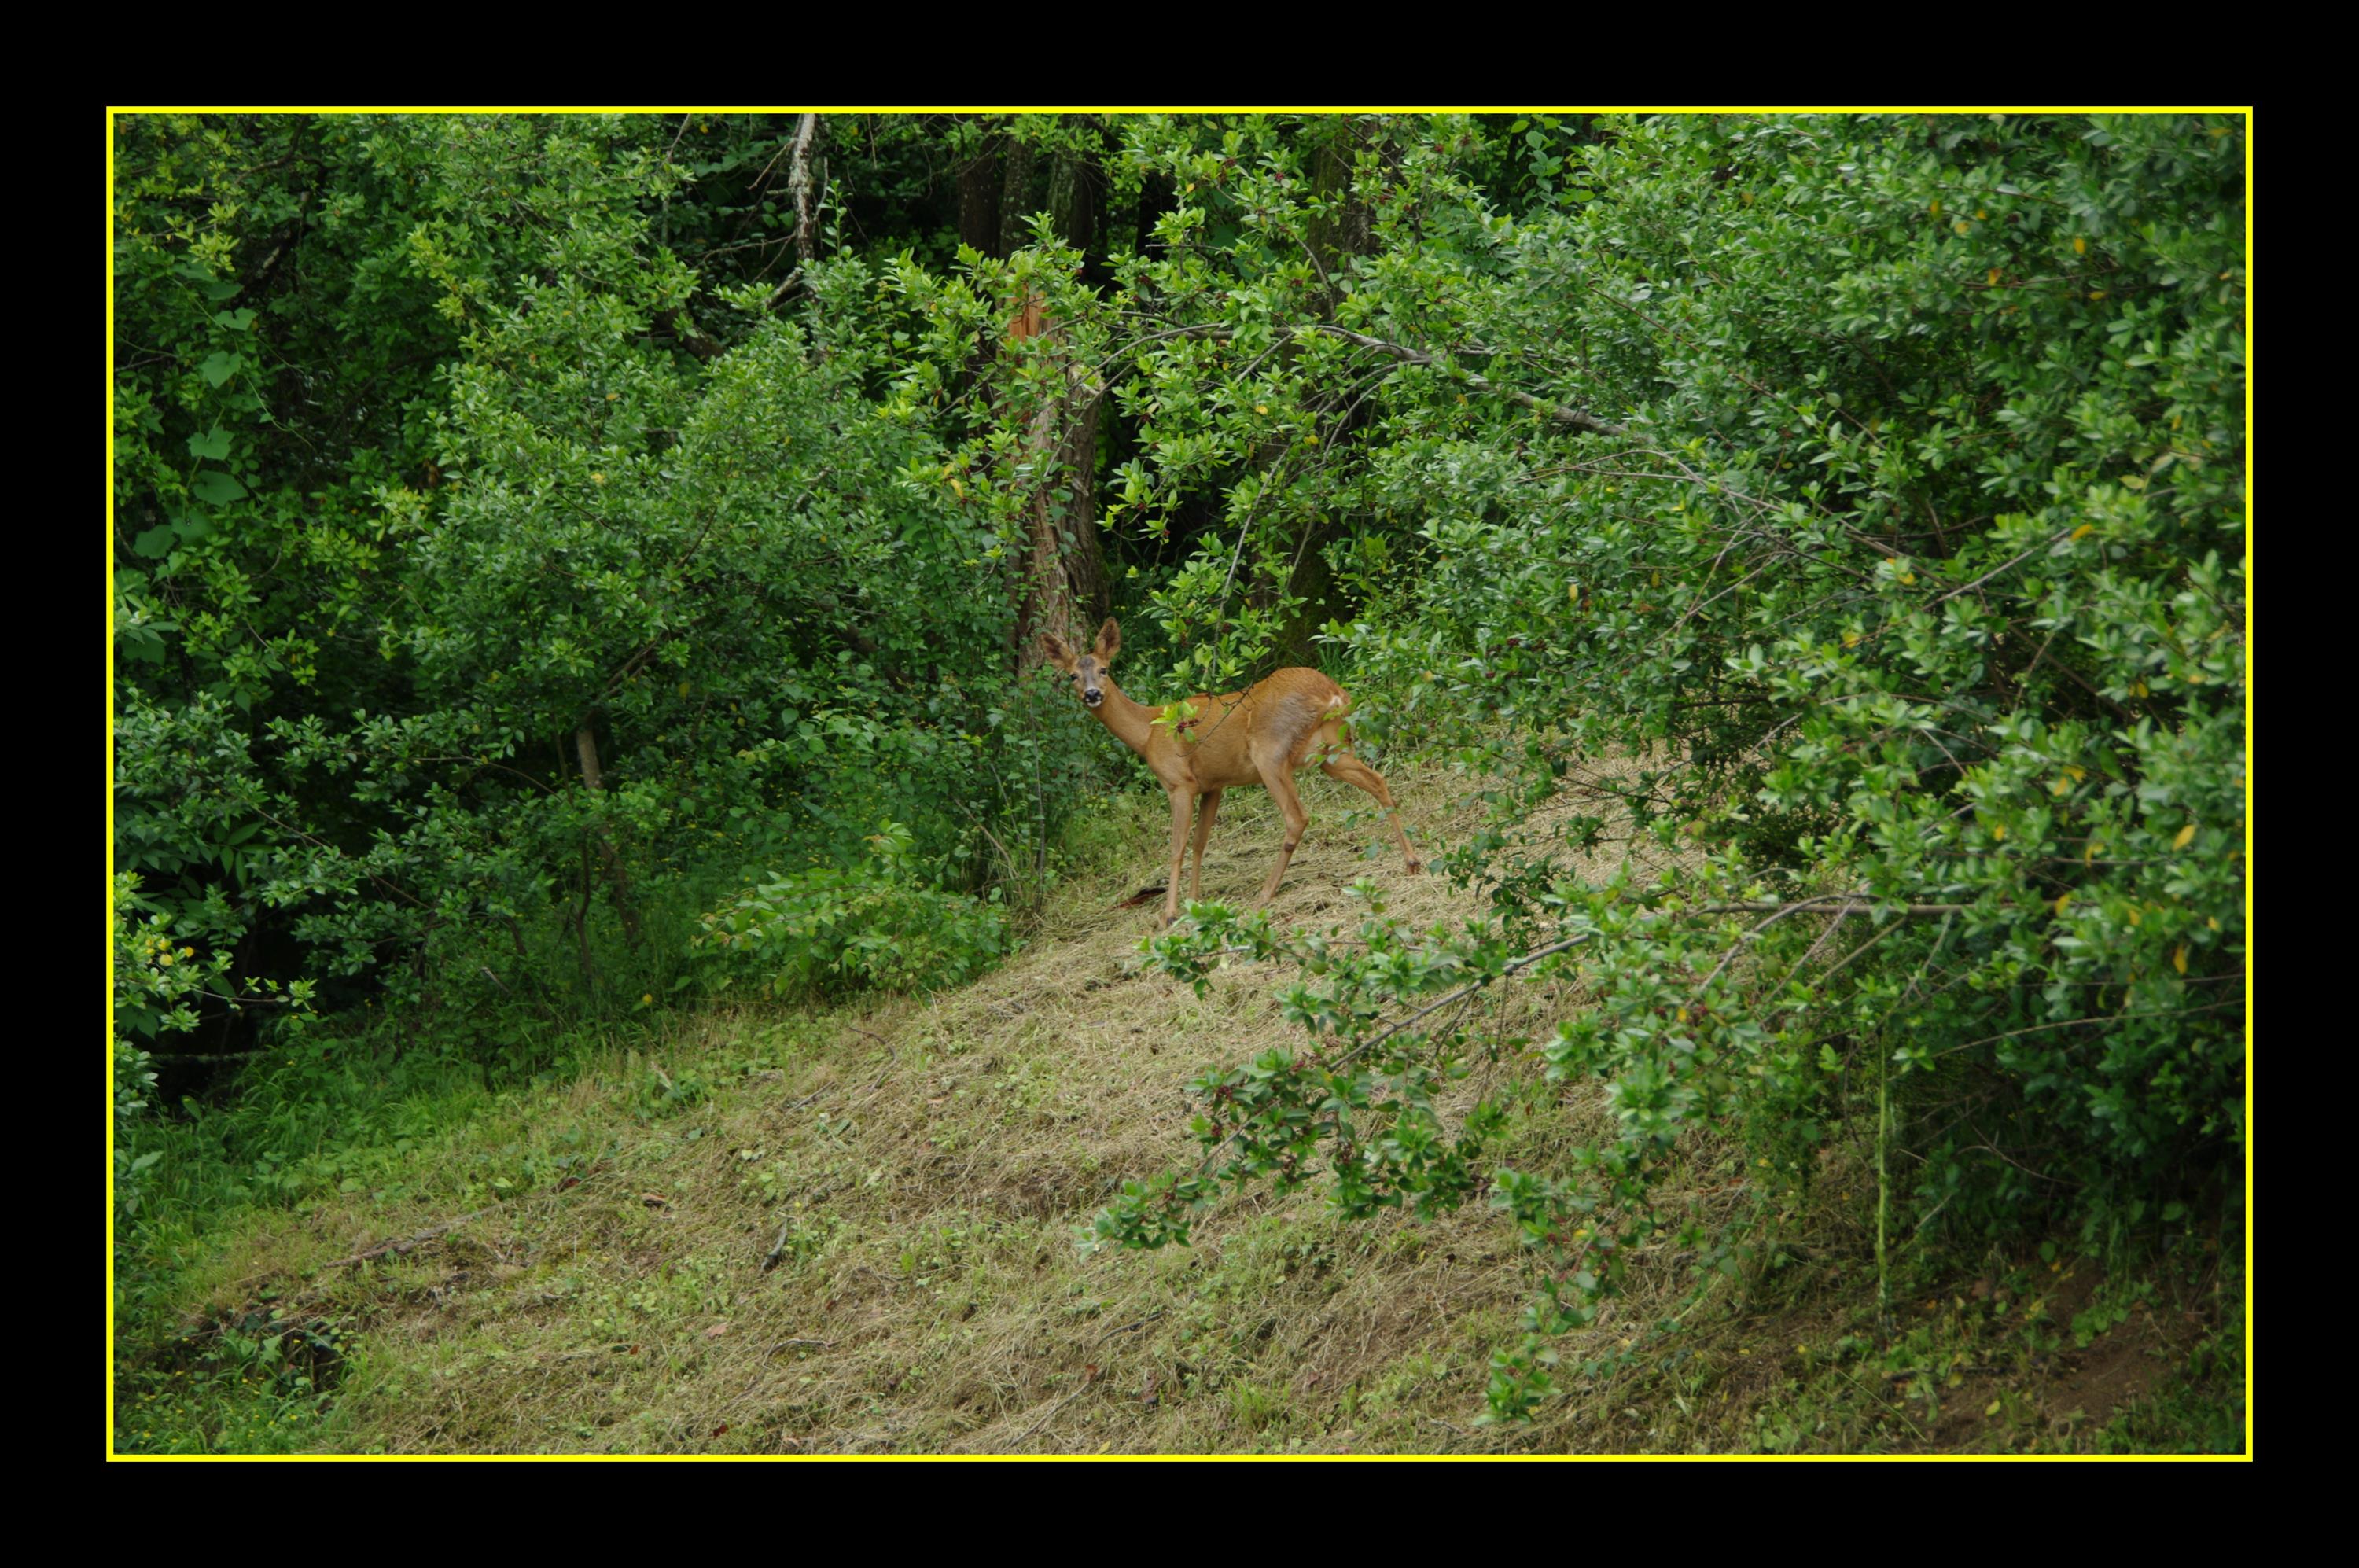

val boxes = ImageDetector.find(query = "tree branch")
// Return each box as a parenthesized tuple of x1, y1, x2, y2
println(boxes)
(1102, 322, 1635, 440)
(1298, 323, 1634, 439)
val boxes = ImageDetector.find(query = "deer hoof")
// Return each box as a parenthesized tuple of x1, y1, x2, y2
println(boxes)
(1406, 859, 1425, 875)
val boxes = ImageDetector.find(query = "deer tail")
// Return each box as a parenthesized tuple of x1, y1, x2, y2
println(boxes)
(1325, 690, 1352, 747)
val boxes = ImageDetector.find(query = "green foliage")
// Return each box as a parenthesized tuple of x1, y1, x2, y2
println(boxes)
(690, 820, 1011, 999)
(1065, 112, 2243, 1422)
(113, 116, 1094, 1041)
(115, 1316, 344, 1456)
(112, 870, 315, 1250)
(112, 112, 2244, 1444)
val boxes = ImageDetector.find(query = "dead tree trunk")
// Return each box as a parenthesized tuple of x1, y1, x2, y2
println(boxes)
(786, 113, 822, 266)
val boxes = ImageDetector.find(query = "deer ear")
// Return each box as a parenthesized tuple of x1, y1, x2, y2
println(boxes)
(1040, 633, 1074, 670)
(1093, 617, 1121, 663)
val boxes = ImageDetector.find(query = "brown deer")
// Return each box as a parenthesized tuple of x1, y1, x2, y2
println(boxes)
(1041, 618, 1421, 929)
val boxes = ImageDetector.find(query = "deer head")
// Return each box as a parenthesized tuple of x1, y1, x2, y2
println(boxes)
(1040, 618, 1121, 710)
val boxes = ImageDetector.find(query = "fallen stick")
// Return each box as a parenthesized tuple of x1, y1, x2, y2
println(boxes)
(313, 1210, 488, 1274)
(1096, 1309, 1168, 1343)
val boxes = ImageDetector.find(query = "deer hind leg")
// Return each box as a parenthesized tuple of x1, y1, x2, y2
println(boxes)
(1319, 745, 1422, 874)
(1159, 787, 1196, 929)
(1253, 760, 1311, 907)
(1188, 789, 1224, 902)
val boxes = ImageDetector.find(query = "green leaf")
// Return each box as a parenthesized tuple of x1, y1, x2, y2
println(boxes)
(186, 426, 233, 461)
(131, 525, 176, 559)
(191, 471, 248, 505)
(199, 352, 240, 387)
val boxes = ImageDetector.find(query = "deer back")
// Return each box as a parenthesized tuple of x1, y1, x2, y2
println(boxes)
(1157, 667, 1347, 790)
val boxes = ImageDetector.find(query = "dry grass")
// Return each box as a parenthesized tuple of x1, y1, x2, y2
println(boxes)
(155, 755, 2214, 1454)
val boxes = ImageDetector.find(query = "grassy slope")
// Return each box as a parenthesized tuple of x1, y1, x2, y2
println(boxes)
(141, 764, 2243, 1454)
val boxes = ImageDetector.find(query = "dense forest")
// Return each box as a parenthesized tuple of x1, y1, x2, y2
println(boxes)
(110, 112, 2248, 1455)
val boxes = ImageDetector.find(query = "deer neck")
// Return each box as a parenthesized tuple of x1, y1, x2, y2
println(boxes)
(1088, 677, 1164, 757)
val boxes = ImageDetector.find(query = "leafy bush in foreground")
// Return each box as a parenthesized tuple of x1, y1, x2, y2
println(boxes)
(1069, 113, 2243, 1419)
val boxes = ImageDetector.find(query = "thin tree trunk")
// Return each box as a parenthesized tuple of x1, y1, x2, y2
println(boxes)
(574, 723, 605, 789)
(572, 841, 596, 990)
(574, 723, 643, 949)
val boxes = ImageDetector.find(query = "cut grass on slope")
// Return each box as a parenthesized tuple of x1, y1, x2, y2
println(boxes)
(129, 759, 2239, 1453)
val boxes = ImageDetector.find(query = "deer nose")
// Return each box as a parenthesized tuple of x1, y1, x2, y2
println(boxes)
(1083, 688, 1102, 707)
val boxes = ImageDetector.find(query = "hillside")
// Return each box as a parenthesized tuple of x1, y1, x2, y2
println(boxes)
(132, 763, 2238, 1455)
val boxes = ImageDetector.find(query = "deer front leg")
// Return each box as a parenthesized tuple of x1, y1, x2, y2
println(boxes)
(1160, 786, 1196, 929)
(1188, 789, 1224, 902)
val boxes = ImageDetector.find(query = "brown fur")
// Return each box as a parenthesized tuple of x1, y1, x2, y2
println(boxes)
(1042, 618, 1422, 929)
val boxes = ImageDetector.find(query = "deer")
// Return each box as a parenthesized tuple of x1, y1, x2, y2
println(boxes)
(1040, 618, 1421, 930)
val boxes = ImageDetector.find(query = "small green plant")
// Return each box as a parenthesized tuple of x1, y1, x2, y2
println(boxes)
(689, 820, 1010, 999)
(635, 1064, 711, 1119)
(116, 1301, 348, 1456)
(112, 870, 315, 1285)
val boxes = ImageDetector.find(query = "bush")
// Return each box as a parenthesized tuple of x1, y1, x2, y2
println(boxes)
(689, 821, 1010, 1000)
(112, 119, 1091, 1061)
(1073, 112, 2244, 1421)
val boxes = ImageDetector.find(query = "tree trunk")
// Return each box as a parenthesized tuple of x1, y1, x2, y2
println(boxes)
(998, 138, 1039, 256)
(574, 723, 643, 950)
(958, 127, 1003, 256)
(1306, 117, 1376, 312)
(1021, 388, 1110, 659)
(1047, 145, 1096, 255)
(1054, 123, 1124, 285)
(1003, 300, 1110, 670)
(786, 113, 823, 266)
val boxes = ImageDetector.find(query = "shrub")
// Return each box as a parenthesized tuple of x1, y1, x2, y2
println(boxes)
(689, 821, 1010, 1000)
(1075, 112, 2244, 1421)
